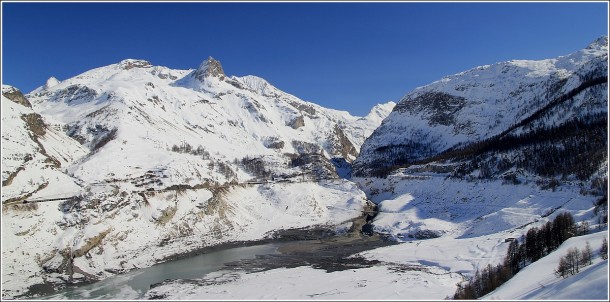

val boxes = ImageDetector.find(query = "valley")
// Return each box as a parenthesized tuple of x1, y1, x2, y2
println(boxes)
(1, 36, 608, 300)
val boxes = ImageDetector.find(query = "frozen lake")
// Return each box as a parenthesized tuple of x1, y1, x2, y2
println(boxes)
(35, 243, 281, 300)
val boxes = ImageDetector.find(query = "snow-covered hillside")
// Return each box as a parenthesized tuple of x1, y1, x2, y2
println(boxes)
(483, 231, 608, 300)
(354, 37, 608, 180)
(27, 57, 393, 181)
(344, 37, 608, 299)
(1, 58, 393, 298)
(2, 86, 87, 203)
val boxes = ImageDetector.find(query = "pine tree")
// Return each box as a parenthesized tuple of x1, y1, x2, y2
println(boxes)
(601, 237, 608, 260)
(504, 240, 521, 274)
(542, 222, 554, 255)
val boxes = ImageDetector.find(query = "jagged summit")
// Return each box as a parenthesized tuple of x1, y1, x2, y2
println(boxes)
(193, 56, 225, 80)
(586, 35, 608, 50)
(172, 56, 225, 89)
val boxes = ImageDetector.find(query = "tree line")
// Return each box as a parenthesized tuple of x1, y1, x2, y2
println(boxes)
(234, 156, 271, 179)
(169, 142, 211, 159)
(450, 113, 607, 182)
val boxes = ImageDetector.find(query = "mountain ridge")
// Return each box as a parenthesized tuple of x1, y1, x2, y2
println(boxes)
(353, 36, 608, 182)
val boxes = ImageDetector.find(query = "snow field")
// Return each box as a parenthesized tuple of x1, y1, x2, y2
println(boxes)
(145, 264, 462, 300)
(356, 175, 600, 240)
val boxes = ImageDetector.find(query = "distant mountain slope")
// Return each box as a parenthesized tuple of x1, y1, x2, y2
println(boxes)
(27, 57, 393, 186)
(354, 37, 608, 188)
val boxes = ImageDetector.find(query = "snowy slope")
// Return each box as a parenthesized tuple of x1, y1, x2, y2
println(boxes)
(354, 36, 608, 178)
(1, 85, 87, 203)
(331, 36, 608, 301)
(144, 264, 462, 300)
(135, 37, 607, 299)
(355, 171, 602, 241)
(482, 231, 608, 300)
(28, 57, 392, 175)
(2, 85, 90, 297)
(24, 57, 395, 187)
(3, 37, 606, 300)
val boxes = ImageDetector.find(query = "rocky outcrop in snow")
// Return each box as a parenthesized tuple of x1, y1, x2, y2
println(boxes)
(1, 85, 87, 201)
(3, 85, 32, 108)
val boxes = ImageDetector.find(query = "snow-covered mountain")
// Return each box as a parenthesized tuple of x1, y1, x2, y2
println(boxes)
(1, 58, 393, 298)
(354, 36, 608, 184)
(26, 57, 393, 186)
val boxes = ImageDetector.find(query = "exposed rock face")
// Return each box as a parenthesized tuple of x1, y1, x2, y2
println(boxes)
(52, 84, 98, 104)
(288, 115, 305, 129)
(72, 228, 112, 257)
(119, 59, 152, 70)
(393, 92, 466, 127)
(263, 136, 285, 149)
(192, 56, 225, 81)
(2, 86, 32, 108)
(21, 113, 47, 137)
(287, 100, 317, 116)
(328, 124, 359, 160)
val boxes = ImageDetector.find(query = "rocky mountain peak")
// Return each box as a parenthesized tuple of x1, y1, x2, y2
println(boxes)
(193, 56, 225, 81)
(586, 35, 608, 50)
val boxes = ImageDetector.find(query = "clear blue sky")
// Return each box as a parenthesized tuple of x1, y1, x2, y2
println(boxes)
(2, 1, 608, 116)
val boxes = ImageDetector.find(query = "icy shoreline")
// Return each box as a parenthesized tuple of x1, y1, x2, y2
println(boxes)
(24, 225, 395, 300)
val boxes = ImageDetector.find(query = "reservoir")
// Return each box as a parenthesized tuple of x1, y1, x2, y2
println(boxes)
(31, 225, 393, 300)
(35, 243, 281, 300)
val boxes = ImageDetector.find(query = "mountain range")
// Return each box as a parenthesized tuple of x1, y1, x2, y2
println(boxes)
(1, 36, 607, 299)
